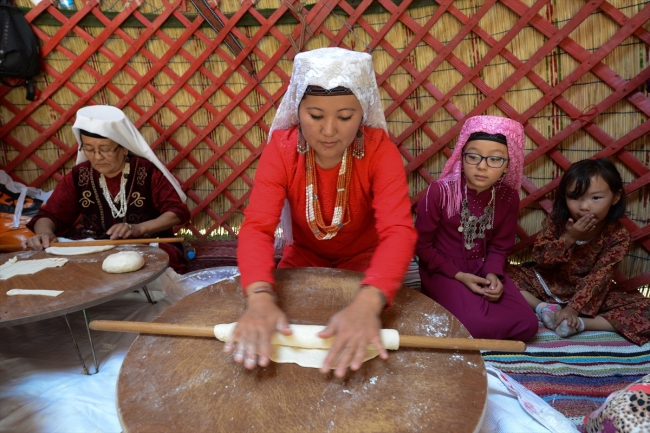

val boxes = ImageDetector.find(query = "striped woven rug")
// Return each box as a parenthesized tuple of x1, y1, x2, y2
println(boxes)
(482, 326, 650, 431)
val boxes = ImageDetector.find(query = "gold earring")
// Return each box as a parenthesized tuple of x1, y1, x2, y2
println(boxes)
(352, 128, 364, 159)
(297, 128, 308, 154)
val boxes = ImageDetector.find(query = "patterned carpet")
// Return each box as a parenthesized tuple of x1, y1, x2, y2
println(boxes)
(482, 326, 650, 431)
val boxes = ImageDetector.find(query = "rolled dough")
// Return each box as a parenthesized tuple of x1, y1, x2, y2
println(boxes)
(0, 257, 68, 281)
(102, 251, 145, 274)
(46, 245, 115, 256)
(214, 322, 399, 369)
(7, 289, 64, 297)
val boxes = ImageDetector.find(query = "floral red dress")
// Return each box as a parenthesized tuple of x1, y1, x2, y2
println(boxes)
(506, 216, 650, 345)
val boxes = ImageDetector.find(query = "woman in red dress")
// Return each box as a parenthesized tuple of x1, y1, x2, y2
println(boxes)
(232, 47, 417, 377)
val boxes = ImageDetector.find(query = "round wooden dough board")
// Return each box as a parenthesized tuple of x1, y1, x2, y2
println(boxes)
(0, 246, 168, 327)
(117, 268, 487, 433)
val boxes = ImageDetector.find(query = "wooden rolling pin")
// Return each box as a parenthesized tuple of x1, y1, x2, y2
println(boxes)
(49, 238, 184, 247)
(89, 320, 526, 352)
(0, 238, 185, 252)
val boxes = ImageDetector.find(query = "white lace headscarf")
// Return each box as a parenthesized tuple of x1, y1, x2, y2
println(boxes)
(268, 47, 388, 139)
(271, 47, 388, 247)
(72, 105, 187, 202)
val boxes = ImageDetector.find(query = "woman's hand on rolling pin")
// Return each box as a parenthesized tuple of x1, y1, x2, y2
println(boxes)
(25, 232, 58, 250)
(318, 285, 386, 378)
(107, 222, 142, 239)
(224, 282, 291, 369)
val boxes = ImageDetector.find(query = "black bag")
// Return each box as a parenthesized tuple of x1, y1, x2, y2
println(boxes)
(0, 0, 41, 101)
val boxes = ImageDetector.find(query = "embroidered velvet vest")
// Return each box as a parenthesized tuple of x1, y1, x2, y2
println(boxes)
(71, 156, 173, 239)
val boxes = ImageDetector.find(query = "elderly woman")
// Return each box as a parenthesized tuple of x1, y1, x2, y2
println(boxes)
(26, 106, 191, 273)
(231, 47, 417, 377)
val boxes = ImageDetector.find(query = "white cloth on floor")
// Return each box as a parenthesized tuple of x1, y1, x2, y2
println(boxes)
(161, 266, 240, 301)
(480, 363, 579, 433)
(0, 291, 171, 433)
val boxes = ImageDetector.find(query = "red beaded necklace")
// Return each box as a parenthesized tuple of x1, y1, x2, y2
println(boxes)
(305, 146, 353, 240)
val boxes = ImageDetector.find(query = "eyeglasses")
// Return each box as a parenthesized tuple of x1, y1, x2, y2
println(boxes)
(81, 146, 120, 158)
(463, 152, 509, 168)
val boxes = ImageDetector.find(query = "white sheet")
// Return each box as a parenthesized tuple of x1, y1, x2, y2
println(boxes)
(480, 363, 579, 433)
(0, 291, 171, 433)
(0, 288, 577, 433)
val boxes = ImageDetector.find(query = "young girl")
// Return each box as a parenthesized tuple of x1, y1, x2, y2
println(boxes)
(506, 158, 650, 345)
(415, 115, 538, 341)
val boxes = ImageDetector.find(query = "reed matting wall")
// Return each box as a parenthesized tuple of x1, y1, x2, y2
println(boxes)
(1, 0, 649, 288)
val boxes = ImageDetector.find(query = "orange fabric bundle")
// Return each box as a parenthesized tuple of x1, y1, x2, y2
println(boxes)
(0, 186, 39, 251)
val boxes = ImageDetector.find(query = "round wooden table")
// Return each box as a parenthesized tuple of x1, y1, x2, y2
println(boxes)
(0, 245, 168, 327)
(117, 268, 487, 433)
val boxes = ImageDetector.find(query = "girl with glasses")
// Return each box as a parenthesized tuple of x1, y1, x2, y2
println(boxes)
(415, 115, 538, 341)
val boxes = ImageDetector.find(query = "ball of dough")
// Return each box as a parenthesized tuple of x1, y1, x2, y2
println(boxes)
(102, 251, 145, 274)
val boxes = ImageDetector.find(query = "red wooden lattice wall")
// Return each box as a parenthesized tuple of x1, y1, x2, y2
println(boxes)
(1, 0, 649, 287)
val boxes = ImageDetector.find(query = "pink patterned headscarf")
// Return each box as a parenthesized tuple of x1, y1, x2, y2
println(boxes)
(437, 115, 525, 218)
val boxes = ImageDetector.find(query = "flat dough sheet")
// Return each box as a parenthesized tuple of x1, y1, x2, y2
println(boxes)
(7, 289, 64, 297)
(0, 257, 68, 281)
(46, 245, 115, 256)
(214, 322, 399, 369)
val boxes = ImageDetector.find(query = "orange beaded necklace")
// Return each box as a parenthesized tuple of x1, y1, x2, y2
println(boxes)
(305, 146, 353, 240)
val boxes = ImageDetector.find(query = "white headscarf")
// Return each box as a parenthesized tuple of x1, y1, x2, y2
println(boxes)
(268, 47, 388, 140)
(72, 105, 187, 202)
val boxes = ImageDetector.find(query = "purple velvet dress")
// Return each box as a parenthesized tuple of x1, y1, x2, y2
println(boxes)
(415, 178, 538, 341)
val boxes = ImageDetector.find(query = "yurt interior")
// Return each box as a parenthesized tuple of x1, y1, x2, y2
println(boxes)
(1, 1, 649, 432)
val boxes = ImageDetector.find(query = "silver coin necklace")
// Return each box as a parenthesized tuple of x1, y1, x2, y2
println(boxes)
(457, 183, 496, 250)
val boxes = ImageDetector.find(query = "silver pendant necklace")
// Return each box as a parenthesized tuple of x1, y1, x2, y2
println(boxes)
(457, 183, 495, 250)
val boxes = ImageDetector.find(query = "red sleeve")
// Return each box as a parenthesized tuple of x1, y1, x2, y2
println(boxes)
(414, 182, 462, 279)
(360, 135, 417, 305)
(481, 187, 519, 278)
(568, 224, 630, 315)
(150, 168, 190, 224)
(237, 138, 290, 291)
(26, 172, 80, 235)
